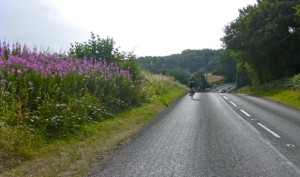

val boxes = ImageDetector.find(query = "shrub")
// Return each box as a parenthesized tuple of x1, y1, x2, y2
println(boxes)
(0, 41, 136, 139)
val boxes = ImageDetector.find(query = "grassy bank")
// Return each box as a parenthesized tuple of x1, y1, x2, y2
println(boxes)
(1, 42, 145, 172)
(0, 72, 187, 177)
(236, 87, 300, 109)
(235, 74, 300, 109)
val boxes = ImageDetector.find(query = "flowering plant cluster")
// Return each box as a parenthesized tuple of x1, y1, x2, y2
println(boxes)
(0, 41, 140, 138)
(0, 41, 131, 80)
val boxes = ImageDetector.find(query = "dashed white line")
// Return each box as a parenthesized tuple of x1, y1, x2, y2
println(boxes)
(218, 93, 282, 140)
(230, 101, 237, 107)
(257, 123, 281, 138)
(240, 109, 251, 117)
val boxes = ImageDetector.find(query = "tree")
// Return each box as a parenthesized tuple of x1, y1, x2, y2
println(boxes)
(69, 32, 119, 63)
(138, 49, 220, 74)
(218, 49, 237, 82)
(69, 32, 142, 81)
(222, 0, 300, 84)
(296, 4, 300, 16)
(193, 70, 210, 91)
(161, 68, 189, 85)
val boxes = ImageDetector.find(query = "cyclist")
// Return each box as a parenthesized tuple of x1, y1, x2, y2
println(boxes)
(188, 75, 197, 96)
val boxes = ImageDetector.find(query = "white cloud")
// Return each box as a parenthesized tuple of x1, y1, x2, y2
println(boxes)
(1, 0, 257, 56)
(0, 0, 89, 53)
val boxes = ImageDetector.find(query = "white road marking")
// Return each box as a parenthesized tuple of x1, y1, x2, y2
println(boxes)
(257, 123, 281, 138)
(230, 101, 237, 107)
(240, 109, 251, 117)
(223, 96, 228, 100)
(286, 144, 296, 148)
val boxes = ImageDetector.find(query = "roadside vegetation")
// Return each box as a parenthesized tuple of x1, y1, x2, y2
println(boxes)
(235, 74, 300, 109)
(0, 71, 186, 177)
(222, 0, 300, 87)
(138, 50, 218, 92)
(221, 0, 300, 109)
(1, 1, 299, 175)
(0, 34, 187, 176)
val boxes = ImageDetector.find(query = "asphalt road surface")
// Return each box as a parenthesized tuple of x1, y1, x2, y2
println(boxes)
(86, 92, 300, 177)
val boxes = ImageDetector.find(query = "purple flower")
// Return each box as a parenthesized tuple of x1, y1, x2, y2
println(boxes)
(0, 40, 132, 81)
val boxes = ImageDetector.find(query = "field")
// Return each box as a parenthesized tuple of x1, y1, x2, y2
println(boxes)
(205, 73, 224, 83)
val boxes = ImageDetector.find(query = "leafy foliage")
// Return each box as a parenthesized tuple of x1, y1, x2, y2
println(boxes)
(138, 49, 224, 88)
(236, 73, 300, 109)
(0, 37, 188, 170)
(138, 49, 220, 74)
(217, 49, 237, 82)
(69, 32, 142, 82)
(69, 32, 118, 63)
(0, 41, 137, 139)
(268, 73, 300, 91)
(193, 70, 210, 91)
(296, 4, 300, 16)
(222, 0, 300, 84)
(160, 68, 189, 85)
(0, 70, 187, 174)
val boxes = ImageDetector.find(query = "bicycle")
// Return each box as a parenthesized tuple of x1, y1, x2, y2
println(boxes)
(189, 86, 196, 98)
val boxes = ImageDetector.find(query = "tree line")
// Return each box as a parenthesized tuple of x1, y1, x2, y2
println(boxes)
(68, 33, 236, 91)
(138, 0, 300, 88)
(222, 0, 300, 86)
(137, 49, 237, 90)
(138, 49, 219, 73)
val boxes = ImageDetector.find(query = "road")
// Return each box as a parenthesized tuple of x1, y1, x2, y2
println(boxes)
(86, 92, 300, 177)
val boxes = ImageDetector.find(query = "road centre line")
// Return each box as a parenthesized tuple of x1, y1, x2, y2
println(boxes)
(218, 94, 281, 139)
(219, 94, 251, 117)
(230, 101, 237, 107)
(240, 109, 251, 117)
(257, 123, 281, 138)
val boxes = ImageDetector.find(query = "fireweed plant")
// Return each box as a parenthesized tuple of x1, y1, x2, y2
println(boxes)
(0, 41, 140, 138)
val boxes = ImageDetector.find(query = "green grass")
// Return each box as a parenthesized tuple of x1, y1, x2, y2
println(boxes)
(0, 73, 188, 177)
(236, 86, 300, 109)
(235, 74, 300, 109)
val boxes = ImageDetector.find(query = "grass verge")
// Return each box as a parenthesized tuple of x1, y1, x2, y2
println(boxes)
(0, 79, 187, 177)
(235, 74, 300, 109)
(236, 86, 300, 109)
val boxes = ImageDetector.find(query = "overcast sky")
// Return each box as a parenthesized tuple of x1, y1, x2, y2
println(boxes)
(0, 0, 257, 57)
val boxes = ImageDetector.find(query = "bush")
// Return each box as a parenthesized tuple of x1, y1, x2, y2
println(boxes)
(0, 41, 137, 139)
